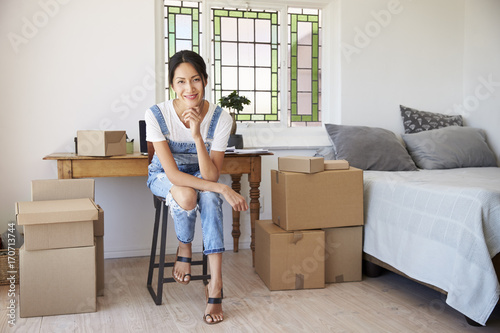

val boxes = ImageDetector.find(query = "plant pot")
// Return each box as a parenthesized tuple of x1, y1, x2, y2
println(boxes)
(228, 134, 244, 149)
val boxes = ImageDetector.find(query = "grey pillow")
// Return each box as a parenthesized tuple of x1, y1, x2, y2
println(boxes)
(314, 146, 336, 160)
(400, 105, 463, 134)
(402, 126, 498, 169)
(324, 124, 418, 171)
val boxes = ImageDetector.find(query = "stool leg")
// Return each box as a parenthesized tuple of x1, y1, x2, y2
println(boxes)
(155, 205, 169, 305)
(147, 198, 169, 305)
(147, 198, 161, 292)
(202, 247, 209, 286)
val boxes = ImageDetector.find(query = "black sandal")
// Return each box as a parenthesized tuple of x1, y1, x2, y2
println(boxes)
(203, 284, 224, 325)
(172, 247, 191, 285)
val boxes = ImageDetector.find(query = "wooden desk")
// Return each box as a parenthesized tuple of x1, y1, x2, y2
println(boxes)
(43, 152, 272, 264)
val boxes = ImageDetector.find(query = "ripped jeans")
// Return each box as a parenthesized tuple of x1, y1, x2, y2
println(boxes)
(147, 166, 225, 255)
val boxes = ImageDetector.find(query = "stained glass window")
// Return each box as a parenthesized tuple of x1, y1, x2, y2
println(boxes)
(163, 1, 322, 127)
(211, 8, 280, 122)
(288, 8, 322, 127)
(164, 1, 202, 99)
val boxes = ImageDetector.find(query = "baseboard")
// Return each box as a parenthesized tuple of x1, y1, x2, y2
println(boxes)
(104, 241, 251, 259)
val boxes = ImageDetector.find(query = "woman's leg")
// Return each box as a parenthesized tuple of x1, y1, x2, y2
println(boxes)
(205, 253, 223, 323)
(168, 185, 198, 284)
(198, 191, 225, 323)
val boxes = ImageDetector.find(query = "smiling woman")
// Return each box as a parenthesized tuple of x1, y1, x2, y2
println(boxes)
(144, 50, 248, 325)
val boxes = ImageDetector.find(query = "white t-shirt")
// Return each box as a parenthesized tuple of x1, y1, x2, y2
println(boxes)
(145, 100, 232, 152)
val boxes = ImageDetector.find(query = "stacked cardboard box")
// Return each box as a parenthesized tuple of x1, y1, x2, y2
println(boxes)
(16, 179, 103, 317)
(255, 156, 364, 291)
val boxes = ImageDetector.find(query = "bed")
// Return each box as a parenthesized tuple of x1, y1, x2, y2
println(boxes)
(319, 105, 500, 326)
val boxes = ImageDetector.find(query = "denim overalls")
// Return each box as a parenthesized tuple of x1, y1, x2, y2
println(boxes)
(147, 104, 225, 255)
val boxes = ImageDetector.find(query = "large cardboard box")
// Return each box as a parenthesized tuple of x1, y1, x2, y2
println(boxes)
(255, 220, 325, 291)
(278, 156, 324, 174)
(31, 179, 95, 201)
(20, 245, 96, 317)
(16, 198, 98, 251)
(30, 179, 104, 295)
(324, 226, 363, 283)
(77, 130, 126, 156)
(271, 168, 363, 231)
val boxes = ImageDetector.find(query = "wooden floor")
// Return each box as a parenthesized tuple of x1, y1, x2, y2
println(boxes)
(2, 249, 499, 332)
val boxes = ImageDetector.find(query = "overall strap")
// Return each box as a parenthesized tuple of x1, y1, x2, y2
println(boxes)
(206, 106, 223, 141)
(149, 104, 170, 142)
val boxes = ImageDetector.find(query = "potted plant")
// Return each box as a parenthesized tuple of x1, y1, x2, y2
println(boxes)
(219, 90, 251, 149)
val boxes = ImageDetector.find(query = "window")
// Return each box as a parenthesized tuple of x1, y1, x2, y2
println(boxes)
(162, 1, 322, 128)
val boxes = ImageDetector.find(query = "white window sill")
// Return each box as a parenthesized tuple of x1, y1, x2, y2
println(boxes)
(237, 124, 331, 149)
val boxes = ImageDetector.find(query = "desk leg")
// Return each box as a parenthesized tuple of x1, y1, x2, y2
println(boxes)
(249, 156, 262, 267)
(57, 160, 73, 179)
(230, 174, 242, 253)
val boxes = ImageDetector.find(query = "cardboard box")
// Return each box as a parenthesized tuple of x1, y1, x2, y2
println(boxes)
(16, 198, 98, 251)
(31, 179, 103, 236)
(77, 130, 126, 156)
(324, 226, 363, 283)
(95, 236, 104, 296)
(20, 245, 96, 317)
(324, 160, 350, 170)
(255, 220, 325, 291)
(278, 156, 324, 174)
(31, 179, 95, 201)
(271, 168, 363, 231)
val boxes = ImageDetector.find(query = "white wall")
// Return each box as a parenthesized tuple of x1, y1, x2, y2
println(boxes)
(463, 0, 500, 157)
(1, 0, 499, 258)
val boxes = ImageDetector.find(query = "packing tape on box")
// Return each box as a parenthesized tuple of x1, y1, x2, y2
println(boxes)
(292, 232, 303, 244)
(295, 274, 304, 289)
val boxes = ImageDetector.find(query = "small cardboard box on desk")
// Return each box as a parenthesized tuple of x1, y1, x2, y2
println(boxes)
(31, 179, 105, 296)
(77, 130, 126, 156)
(16, 198, 98, 318)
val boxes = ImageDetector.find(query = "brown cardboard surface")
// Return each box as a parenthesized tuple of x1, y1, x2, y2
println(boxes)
(278, 156, 324, 173)
(95, 236, 104, 296)
(271, 167, 363, 231)
(77, 130, 126, 156)
(20, 245, 96, 317)
(255, 220, 325, 291)
(23, 221, 94, 251)
(16, 198, 99, 225)
(16, 198, 97, 251)
(31, 179, 95, 201)
(323, 226, 363, 283)
(94, 205, 104, 237)
(324, 160, 350, 170)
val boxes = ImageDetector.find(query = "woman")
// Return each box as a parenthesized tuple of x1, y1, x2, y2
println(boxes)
(145, 50, 248, 325)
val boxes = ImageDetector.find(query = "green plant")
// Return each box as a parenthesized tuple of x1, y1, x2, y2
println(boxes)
(219, 90, 251, 115)
(219, 90, 251, 135)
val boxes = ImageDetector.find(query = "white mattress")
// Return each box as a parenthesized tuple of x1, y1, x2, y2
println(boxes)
(363, 167, 500, 325)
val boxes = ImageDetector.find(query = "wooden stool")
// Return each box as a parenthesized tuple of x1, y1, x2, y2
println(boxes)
(146, 194, 210, 305)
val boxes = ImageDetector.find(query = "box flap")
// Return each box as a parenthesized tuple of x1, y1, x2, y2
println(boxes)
(16, 198, 99, 225)
(105, 131, 126, 143)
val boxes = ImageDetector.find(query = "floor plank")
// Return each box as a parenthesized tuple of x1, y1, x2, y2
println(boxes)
(1, 249, 499, 332)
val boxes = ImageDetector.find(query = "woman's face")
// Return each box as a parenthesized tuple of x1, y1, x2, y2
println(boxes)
(171, 62, 207, 109)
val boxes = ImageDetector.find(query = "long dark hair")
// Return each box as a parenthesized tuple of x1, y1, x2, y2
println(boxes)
(168, 50, 208, 87)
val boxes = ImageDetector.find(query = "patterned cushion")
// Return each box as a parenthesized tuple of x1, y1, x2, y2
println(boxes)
(400, 105, 463, 134)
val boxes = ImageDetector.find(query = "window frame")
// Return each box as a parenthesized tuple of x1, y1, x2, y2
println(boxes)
(155, 0, 334, 148)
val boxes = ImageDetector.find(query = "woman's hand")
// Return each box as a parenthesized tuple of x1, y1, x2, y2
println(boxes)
(182, 107, 202, 139)
(219, 184, 248, 211)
